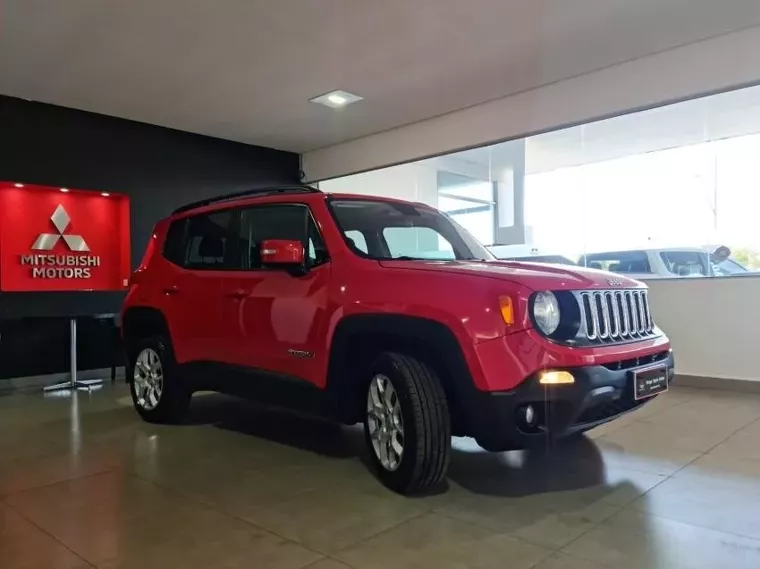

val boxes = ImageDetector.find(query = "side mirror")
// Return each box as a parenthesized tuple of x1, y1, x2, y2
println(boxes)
(260, 239, 305, 271)
(711, 245, 731, 263)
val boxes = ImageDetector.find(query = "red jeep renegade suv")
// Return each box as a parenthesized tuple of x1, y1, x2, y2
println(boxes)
(122, 185, 674, 494)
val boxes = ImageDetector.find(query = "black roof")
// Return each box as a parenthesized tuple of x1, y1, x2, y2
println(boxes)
(172, 185, 321, 215)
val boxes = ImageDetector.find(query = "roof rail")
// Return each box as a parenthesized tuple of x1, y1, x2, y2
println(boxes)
(172, 185, 321, 215)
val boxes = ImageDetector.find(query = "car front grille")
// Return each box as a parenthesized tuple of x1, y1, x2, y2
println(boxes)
(577, 290, 655, 344)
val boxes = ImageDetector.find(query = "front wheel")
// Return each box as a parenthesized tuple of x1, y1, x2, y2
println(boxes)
(128, 336, 190, 424)
(363, 352, 451, 494)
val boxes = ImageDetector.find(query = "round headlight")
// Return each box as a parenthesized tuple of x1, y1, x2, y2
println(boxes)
(533, 291, 561, 335)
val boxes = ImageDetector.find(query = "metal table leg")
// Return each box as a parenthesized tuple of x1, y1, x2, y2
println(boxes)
(43, 318, 104, 393)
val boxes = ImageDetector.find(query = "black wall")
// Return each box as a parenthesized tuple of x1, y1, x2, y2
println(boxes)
(0, 95, 301, 379)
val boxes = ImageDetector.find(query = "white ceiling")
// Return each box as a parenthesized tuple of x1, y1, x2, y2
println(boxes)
(2, 0, 760, 153)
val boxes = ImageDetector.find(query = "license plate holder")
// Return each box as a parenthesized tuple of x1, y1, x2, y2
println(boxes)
(632, 365, 669, 400)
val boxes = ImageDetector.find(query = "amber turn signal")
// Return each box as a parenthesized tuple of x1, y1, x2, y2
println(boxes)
(499, 296, 514, 325)
(538, 370, 575, 385)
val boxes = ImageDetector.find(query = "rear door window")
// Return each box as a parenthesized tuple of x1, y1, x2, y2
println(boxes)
(162, 219, 187, 266)
(184, 210, 240, 269)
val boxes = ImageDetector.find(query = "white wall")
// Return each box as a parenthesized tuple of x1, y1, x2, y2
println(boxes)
(303, 26, 760, 182)
(647, 277, 760, 381)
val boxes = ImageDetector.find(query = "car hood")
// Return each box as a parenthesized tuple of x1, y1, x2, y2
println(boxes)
(377, 259, 644, 291)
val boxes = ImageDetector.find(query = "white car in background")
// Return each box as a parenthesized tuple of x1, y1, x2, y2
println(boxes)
(489, 244, 752, 279)
(578, 246, 750, 280)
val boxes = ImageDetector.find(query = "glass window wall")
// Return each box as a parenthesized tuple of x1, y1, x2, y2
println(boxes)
(319, 84, 760, 278)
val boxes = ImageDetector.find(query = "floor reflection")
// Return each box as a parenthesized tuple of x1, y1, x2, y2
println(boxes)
(448, 436, 606, 497)
(1, 383, 759, 568)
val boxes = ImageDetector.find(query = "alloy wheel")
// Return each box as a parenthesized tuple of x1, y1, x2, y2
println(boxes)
(367, 373, 405, 471)
(133, 348, 164, 411)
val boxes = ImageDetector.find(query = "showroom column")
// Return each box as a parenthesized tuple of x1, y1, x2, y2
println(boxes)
(492, 139, 529, 246)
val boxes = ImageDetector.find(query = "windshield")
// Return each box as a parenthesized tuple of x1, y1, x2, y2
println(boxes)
(713, 258, 748, 275)
(328, 198, 493, 261)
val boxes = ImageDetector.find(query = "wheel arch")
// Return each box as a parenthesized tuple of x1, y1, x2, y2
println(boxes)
(326, 313, 474, 433)
(122, 307, 171, 375)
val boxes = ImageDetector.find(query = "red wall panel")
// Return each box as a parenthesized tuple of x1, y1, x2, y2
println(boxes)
(0, 182, 130, 292)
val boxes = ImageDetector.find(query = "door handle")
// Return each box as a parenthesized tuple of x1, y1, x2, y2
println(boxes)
(163, 285, 179, 295)
(226, 289, 249, 299)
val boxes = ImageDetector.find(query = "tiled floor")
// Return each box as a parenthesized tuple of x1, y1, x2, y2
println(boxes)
(1, 383, 760, 568)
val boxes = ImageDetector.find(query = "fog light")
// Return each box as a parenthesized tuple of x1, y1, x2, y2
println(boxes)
(538, 370, 575, 385)
(516, 404, 537, 429)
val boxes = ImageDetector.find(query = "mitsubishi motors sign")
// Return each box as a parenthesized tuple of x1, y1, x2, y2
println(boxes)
(0, 183, 130, 292)
(22, 204, 101, 279)
(32, 204, 91, 251)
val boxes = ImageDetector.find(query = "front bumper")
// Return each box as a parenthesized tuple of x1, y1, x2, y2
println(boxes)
(463, 349, 675, 452)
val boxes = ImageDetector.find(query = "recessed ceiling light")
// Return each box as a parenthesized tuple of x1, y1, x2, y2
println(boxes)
(310, 89, 363, 109)
(60, 188, 69, 193)
(14, 183, 24, 188)
(101, 192, 110, 197)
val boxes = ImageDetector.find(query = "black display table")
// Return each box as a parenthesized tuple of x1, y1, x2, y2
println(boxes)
(0, 291, 125, 392)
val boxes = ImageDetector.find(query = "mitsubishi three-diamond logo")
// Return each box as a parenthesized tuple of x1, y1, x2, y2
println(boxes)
(32, 205, 90, 252)
(20, 204, 100, 279)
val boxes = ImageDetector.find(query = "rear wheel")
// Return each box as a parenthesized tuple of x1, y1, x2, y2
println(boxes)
(363, 352, 451, 494)
(128, 336, 190, 423)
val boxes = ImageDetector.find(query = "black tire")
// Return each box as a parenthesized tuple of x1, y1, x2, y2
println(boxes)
(127, 336, 191, 424)
(363, 352, 451, 495)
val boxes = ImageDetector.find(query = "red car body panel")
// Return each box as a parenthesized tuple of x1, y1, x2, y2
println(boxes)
(472, 330, 672, 391)
(125, 191, 671, 396)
